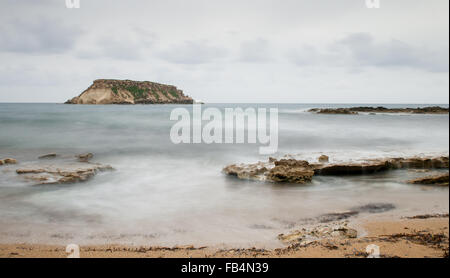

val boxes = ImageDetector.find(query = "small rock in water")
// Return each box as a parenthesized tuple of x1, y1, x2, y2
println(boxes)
(16, 163, 113, 185)
(407, 173, 449, 186)
(77, 153, 94, 162)
(38, 153, 58, 159)
(0, 158, 17, 165)
(318, 155, 329, 163)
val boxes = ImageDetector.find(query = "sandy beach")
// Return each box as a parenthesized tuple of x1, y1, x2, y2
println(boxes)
(1, 214, 447, 258)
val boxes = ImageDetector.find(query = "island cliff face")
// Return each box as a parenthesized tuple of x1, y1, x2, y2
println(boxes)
(65, 79, 194, 104)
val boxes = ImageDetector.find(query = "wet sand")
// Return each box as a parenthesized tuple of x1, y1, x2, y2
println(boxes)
(1, 214, 447, 258)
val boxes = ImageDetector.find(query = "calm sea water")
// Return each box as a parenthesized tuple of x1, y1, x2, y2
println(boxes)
(0, 103, 449, 247)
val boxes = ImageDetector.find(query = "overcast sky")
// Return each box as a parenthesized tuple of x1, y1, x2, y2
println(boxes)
(0, 0, 448, 103)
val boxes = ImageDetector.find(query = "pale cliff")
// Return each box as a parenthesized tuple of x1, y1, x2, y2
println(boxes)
(65, 79, 194, 104)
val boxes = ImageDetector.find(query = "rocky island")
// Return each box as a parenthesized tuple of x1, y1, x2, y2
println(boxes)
(65, 79, 194, 104)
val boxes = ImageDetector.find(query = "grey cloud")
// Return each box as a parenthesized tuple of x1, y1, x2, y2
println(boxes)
(287, 45, 318, 66)
(76, 29, 155, 60)
(288, 33, 449, 73)
(335, 33, 448, 72)
(158, 41, 228, 64)
(0, 18, 82, 54)
(238, 38, 272, 63)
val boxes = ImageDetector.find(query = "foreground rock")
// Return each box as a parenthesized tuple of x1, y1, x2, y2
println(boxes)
(16, 163, 113, 185)
(0, 158, 17, 165)
(223, 159, 315, 184)
(266, 159, 315, 183)
(407, 173, 449, 186)
(65, 79, 194, 104)
(223, 156, 449, 184)
(308, 106, 449, 114)
(278, 222, 357, 246)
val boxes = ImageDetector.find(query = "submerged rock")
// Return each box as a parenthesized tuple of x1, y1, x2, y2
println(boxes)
(38, 153, 58, 159)
(16, 163, 113, 185)
(317, 211, 359, 223)
(407, 173, 449, 186)
(77, 153, 94, 162)
(351, 203, 396, 213)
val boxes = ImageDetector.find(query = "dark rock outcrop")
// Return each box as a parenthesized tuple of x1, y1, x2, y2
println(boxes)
(308, 108, 357, 114)
(308, 106, 449, 114)
(407, 173, 449, 186)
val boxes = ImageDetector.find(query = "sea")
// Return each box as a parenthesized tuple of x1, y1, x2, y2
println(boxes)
(0, 103, 448, 247)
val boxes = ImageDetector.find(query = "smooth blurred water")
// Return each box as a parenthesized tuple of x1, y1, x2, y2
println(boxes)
(0, 103, 448, 247)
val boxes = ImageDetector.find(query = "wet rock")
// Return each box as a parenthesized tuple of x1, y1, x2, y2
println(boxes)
(407, 173, 449, 186)
(77, 153, 94, 162)
(0, 158, 17, 165)
(314, 160, 390, 175)
(16, 163, 113, 185)
(388, 157, 449, 169)
(274, 159, 310, 167)
(223, 159, 315, 184)
(223, 155, 450, 183)
(314, 157, 449, 176)
(267, 165, 314, 183)
(222, 162, 268, 181)
(38, 153, 58, 159)
(318, 155, 329, 163)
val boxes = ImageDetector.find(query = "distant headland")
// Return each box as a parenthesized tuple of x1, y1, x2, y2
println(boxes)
(65, 79, 194, 104)
(308, 106, 449, 115)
